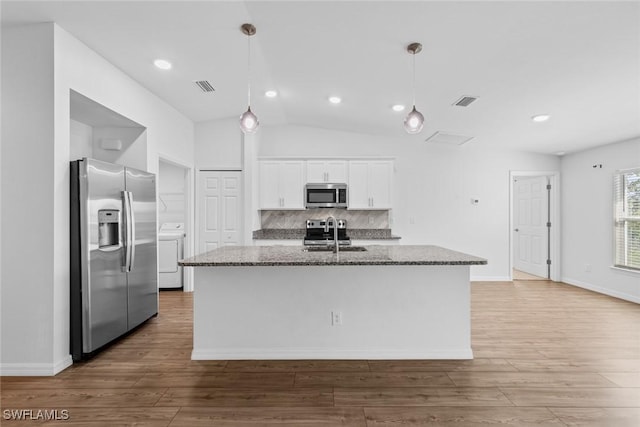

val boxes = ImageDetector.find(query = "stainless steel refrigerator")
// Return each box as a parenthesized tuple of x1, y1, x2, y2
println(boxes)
(70, 158, 158, 361)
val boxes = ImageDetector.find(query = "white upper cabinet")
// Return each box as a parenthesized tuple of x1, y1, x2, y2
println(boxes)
(259, 161, 281, 209)
(368, 161, 393, 209)
(347, 161, 370, 209)
(259, 161, 304, 209)
(347, 160, 393, 209)
(258, 158, 393, 210)
(306, 160, 347, 183)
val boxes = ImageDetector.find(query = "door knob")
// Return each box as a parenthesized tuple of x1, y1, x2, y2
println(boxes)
(514, 228, 519, 232)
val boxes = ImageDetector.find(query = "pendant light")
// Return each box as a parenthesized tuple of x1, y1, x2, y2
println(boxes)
(239, 23, 259, 133)
(404, 42, 425, 134)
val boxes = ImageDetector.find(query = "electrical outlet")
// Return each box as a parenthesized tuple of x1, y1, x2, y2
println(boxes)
(585, 263, 592, 272)
(368, 216, 374, 225)
(409, 217, 415, 225)
(331, 311, 342, 326)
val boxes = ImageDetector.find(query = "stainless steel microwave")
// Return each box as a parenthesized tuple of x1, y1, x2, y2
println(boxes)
(305, 183, 348, 208)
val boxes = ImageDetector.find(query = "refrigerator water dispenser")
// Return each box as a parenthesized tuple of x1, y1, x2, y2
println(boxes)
(98, 209, 120, 249)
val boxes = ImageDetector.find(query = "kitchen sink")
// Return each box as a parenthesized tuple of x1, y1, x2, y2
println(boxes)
(303, 246, 367, 252)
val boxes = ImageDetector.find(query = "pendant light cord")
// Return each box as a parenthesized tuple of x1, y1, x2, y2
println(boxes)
(411, 52, 416, 108)
(247, 34, 252, 106)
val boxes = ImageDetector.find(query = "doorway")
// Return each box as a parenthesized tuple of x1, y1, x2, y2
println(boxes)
(510, 171, 560, 282)
(158, 156, 193, 291)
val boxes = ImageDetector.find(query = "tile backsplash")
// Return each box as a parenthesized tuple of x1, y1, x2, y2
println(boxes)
(260, 209, 389, 229)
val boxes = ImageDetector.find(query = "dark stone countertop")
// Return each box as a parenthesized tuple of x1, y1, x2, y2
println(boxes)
(180, 245, 487, 267)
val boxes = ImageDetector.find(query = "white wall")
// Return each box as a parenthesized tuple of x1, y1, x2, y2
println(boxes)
(70, 119, 93, 160)
(1, 23, 56, 374)
(159, 161, 187, 193)
(92, 127, 147, 170)
(258, 124, 561, 280)
(195, 117, 260, 243)
(159, 160, 187, 225)
(1, 23, 195, 375)
(561, 138, 640, 303)
(195, 118, 243, 170)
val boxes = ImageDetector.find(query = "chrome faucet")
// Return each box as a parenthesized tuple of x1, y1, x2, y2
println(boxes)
(325, 216, 339, 254)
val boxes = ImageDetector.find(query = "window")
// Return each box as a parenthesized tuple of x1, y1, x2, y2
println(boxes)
(614, 168, 640, 270)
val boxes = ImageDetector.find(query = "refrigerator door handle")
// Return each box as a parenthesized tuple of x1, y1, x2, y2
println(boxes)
(121, 191, 133, 272)
(128, 192, 136, 271)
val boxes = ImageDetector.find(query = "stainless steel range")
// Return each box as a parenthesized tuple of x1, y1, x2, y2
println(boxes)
(304, 219, 351, 246)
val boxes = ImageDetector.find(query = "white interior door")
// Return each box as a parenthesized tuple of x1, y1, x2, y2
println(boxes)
(221, 175, 241, 246)
(198, 171, 243, 253)
(513, 176, 548, 278)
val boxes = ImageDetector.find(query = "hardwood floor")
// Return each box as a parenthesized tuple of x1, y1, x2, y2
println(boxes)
(1, 280, 638, 426)
(513, 269, 547, 281)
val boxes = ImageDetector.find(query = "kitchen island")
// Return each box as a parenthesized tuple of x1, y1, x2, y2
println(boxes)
(180, 245, 486, 360)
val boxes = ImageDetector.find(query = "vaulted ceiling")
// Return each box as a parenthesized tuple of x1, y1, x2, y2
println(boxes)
(2, 1, 639, 154)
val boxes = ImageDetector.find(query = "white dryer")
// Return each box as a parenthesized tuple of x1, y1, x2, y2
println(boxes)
(158, 223, 185, 289)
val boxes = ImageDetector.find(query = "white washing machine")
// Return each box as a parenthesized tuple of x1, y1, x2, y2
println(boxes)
(158, 223, 185, 289)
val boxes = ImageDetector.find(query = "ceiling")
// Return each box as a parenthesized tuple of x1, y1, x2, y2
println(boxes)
(2, 1, 639, 155)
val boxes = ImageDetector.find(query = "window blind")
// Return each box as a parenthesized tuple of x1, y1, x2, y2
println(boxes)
(614, 168, 640, 270)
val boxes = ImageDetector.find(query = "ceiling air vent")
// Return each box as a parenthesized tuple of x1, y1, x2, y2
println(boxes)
(453, 96, 478, 107)
(425, 131, 474, 146)
(194, 80, 215, 93)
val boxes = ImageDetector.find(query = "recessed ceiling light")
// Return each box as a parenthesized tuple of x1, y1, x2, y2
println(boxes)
(153, 59, 172, 70)
(328, 96, 342, 104)
(531, 114, 550, 122)
(265, 90, 278, 98)
(392, 104, 405, 112)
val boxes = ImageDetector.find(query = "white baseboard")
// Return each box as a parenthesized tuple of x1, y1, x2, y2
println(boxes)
(470, 276, 511, 282)
(0, 355, 73, 376)
(192, 348, 473, 360)
(562, 277, 640, 304)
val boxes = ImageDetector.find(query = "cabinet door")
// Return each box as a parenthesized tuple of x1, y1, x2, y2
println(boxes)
(325, 160, 347, 183)
(306, 160, 327, 183)
(368, 161, 393, 209)
(279, 161, 304, 209)
(348, 161, 370, 209)
(259, 161, 282, 209)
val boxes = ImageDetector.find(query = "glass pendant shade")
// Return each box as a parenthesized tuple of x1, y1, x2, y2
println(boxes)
(404, 42, 424, 134)
(239, 23, 259, 134)
(404, 106, 424, 134)
(239, 106, 259, 133)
